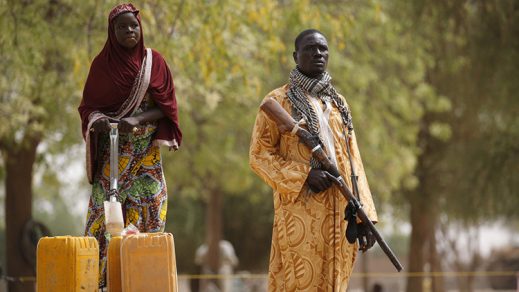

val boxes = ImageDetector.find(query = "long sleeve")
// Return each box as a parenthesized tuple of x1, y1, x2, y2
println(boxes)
(249, 90, 311, 202)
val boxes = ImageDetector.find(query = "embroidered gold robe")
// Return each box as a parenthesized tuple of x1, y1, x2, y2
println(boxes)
(249, 84, 378, 291)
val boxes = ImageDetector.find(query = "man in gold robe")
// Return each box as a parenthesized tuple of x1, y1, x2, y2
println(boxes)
(249, 29, 378, 291)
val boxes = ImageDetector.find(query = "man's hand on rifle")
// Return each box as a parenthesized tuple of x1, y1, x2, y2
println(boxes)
(306, 168, 333, 193)
(357, 223, 376, 252)
(345, 203, 376, 252)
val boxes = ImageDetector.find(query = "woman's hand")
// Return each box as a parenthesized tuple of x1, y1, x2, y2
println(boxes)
(119, 116, 141, 133)
(92, 118, 111, 134)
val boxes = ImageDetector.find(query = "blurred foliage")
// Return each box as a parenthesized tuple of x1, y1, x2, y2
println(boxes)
(438, 0, 519, 221)
(0, 0, 84, 152)
(0, 0, 517, 275)
(165, 190, 205, 273)
(394, 1, 519, 290)
(399, 0, 519, 222)
(32, 195, 84, 237)
(222, 189, 274, 272)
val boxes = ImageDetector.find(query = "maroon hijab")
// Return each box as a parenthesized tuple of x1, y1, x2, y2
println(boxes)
(79, 3, 182, 147)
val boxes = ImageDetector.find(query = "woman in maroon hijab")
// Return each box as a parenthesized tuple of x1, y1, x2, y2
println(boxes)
(78, 3, 182, 287)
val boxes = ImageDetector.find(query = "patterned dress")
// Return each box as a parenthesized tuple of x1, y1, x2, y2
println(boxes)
(249, 85, 378, 291)
(84, 97, 168, 287)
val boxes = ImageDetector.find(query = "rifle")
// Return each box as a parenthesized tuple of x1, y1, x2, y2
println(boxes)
(260, 98, 403, 272)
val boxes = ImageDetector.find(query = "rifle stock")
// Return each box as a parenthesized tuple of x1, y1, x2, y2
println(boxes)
(260, 97, 403, 272)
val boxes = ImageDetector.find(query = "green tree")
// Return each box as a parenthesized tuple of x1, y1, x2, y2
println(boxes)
(393, 1, 519, 291)
(4, 3, 517, 292)
(0, 0, 93, 290)
(150, 0, 442, 281)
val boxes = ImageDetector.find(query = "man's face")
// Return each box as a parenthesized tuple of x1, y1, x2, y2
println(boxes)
(114, 12, 141, 49)
(293, 33, 329, 78)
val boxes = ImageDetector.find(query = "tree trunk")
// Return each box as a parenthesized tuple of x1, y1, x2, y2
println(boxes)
(206, 187, 223, 288)
(405, 106, 448, 292)
(406, 112, 444, 292)
(406, 194, 429, 292)
(4, 138, 39, 292)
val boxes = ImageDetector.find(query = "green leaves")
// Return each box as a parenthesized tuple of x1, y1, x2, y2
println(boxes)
(2, 0, 517, 273)
(1, 0, 444, 224)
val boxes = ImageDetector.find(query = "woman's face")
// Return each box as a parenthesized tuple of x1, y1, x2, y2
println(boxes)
(114, 12, 141, 49)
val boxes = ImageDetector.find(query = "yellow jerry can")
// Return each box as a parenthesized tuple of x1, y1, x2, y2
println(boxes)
(106, 236, 122, 292)
(120, 232, 178, 292)
(36, 236, 99, 292)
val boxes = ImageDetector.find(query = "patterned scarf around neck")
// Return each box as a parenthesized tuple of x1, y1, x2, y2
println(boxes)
(287, 67, 353, 168)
